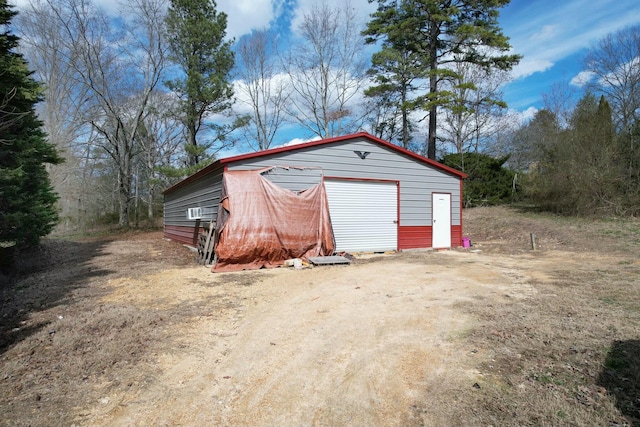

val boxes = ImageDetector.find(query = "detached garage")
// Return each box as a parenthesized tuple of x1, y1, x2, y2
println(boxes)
(163, 132, 467, 268)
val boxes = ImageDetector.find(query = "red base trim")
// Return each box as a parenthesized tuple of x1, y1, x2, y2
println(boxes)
(398, 226, 432, 250)
(452, 225, 462, 247)
(164, 224, 204, 246)
(167, 224, 464, 250)
(399, 225, 463, 250)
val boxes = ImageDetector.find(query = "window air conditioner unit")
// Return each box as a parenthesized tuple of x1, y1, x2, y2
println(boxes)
(187, 207, 202, 220)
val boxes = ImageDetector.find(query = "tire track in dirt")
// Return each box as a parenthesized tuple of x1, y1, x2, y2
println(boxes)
(90, 251, 535, 426)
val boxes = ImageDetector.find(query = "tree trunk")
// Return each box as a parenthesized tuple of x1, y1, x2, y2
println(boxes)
(401, 85, 409, 149)
(117, 148, 132, 228)
(428, 103, 437, 159)
(118, 187, 130, 228)
(187, 118, 198, 166)
(427, 20, 439, 160)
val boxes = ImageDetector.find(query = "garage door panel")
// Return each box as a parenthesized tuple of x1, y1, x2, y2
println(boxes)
(324, 179, 397, 252)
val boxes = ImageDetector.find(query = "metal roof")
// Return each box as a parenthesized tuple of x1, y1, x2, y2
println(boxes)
(163, 132, 467, 195)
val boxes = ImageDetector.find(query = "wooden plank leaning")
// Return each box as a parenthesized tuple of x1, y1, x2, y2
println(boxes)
(202, 220, 216, 265)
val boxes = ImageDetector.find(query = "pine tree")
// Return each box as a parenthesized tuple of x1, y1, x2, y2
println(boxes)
(364, 0, 521, 159)
(0, 0, 62, 249)
(165, 0, 235, 169)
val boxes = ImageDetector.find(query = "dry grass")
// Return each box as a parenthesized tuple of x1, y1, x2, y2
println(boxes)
(464, 205, 640, 254)
(0, 233, 197, 426)
(454, 206, 640, 426)
(1, 210, 639, 426)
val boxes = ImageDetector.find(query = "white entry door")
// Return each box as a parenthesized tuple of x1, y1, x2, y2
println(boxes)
(324, 179, 398, 252)
(432, 193, 451, 248)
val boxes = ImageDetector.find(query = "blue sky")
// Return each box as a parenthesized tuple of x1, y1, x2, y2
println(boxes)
(214, 0, 640, 147)
(221, 0, 640, 148)
(10, 0, 640, 147)
(226, 0, 640, 107)
(498, 0, 640, 115)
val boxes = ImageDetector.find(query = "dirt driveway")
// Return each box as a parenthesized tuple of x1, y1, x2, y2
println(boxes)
(92, 249, 539, 426)
(1, 207, 638, 426)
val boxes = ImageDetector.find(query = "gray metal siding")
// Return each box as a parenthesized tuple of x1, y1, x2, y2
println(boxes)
(258, 166, 323, 192)
(227, 137, 461, 226)
(164, 167, 223, 227)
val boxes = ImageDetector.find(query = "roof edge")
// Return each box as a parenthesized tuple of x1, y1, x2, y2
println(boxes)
(163, 132, 467, 195)
(219, 132, 467, 178)
(161, 162, 224, 195)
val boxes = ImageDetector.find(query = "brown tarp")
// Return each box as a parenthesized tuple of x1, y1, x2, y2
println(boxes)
(212, 168, 335, 272)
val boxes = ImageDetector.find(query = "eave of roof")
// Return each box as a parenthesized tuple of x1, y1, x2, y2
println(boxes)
(163, 132, 467, 195)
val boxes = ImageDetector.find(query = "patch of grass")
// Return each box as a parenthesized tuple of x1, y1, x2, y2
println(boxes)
(599, 296, 618, 305)
(0, 232, 202, 426)
(458, 207, 640, 426)
(213, 272, 273, 287)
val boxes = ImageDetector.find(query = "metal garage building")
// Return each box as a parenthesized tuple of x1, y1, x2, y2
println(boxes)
(163, 132, 467, 253)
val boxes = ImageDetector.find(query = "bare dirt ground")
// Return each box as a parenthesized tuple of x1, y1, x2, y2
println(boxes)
(1, 206, 639, 426)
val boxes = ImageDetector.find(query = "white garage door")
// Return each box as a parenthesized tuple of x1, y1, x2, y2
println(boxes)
(324, 179, 398, 252)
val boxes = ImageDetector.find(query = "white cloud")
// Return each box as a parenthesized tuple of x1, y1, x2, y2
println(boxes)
(502, 0, 640, 81)
(10, 0, 273, 40)
(217, 0, 274, 40)
(570, 70, 595, 87)
(530, 24, 558, 42)
(511, 58, 554, 80)
(290, 0, 376, 35)
(281, 135, 321, 147)
(9, 0, 120, 14)
(518, 106, 539, 123)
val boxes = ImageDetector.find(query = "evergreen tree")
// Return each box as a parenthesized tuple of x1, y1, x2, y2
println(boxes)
(526, 94, 621, 215)
(0, 0, 62, 249)
(364, 0, 521, 159)
(441, 152, 515, 207)
(363, 4, 429, 148)
(165, 0, 235, 169)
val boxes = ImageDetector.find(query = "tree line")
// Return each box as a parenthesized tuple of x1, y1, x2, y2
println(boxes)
(2, 0, 639, 251)
(5, 0, 520, 235)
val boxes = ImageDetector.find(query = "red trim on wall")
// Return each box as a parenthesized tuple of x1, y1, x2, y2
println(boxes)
(164, 224, 204, 246)
(452, 225, 462, 248)
(398, 225, 462, 249)
(223, 133, 466, 177)
(398, 226, 432, 250)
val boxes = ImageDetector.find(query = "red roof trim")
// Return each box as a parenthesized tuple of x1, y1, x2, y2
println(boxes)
(163, 132, 467, 194)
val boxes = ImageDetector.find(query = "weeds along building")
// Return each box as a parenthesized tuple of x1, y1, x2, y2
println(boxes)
(163, 132, 467, 260)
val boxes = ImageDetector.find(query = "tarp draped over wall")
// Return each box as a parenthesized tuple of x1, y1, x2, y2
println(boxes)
(212, 168, 335, 272)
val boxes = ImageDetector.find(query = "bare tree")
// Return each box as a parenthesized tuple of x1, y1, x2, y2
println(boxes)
(135, 92, 184, 220)
(235, 30, 288, 151)
(440, 60, 511, 158)
(16, 0, 96, 231)
(284, 1, 367, 138)
(583, 24, 640, 132)
(542, 79, 577, 129)
(583, 25, 640, 205)
(46, 0, 167, 228)
(364, 93, 405, 145)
